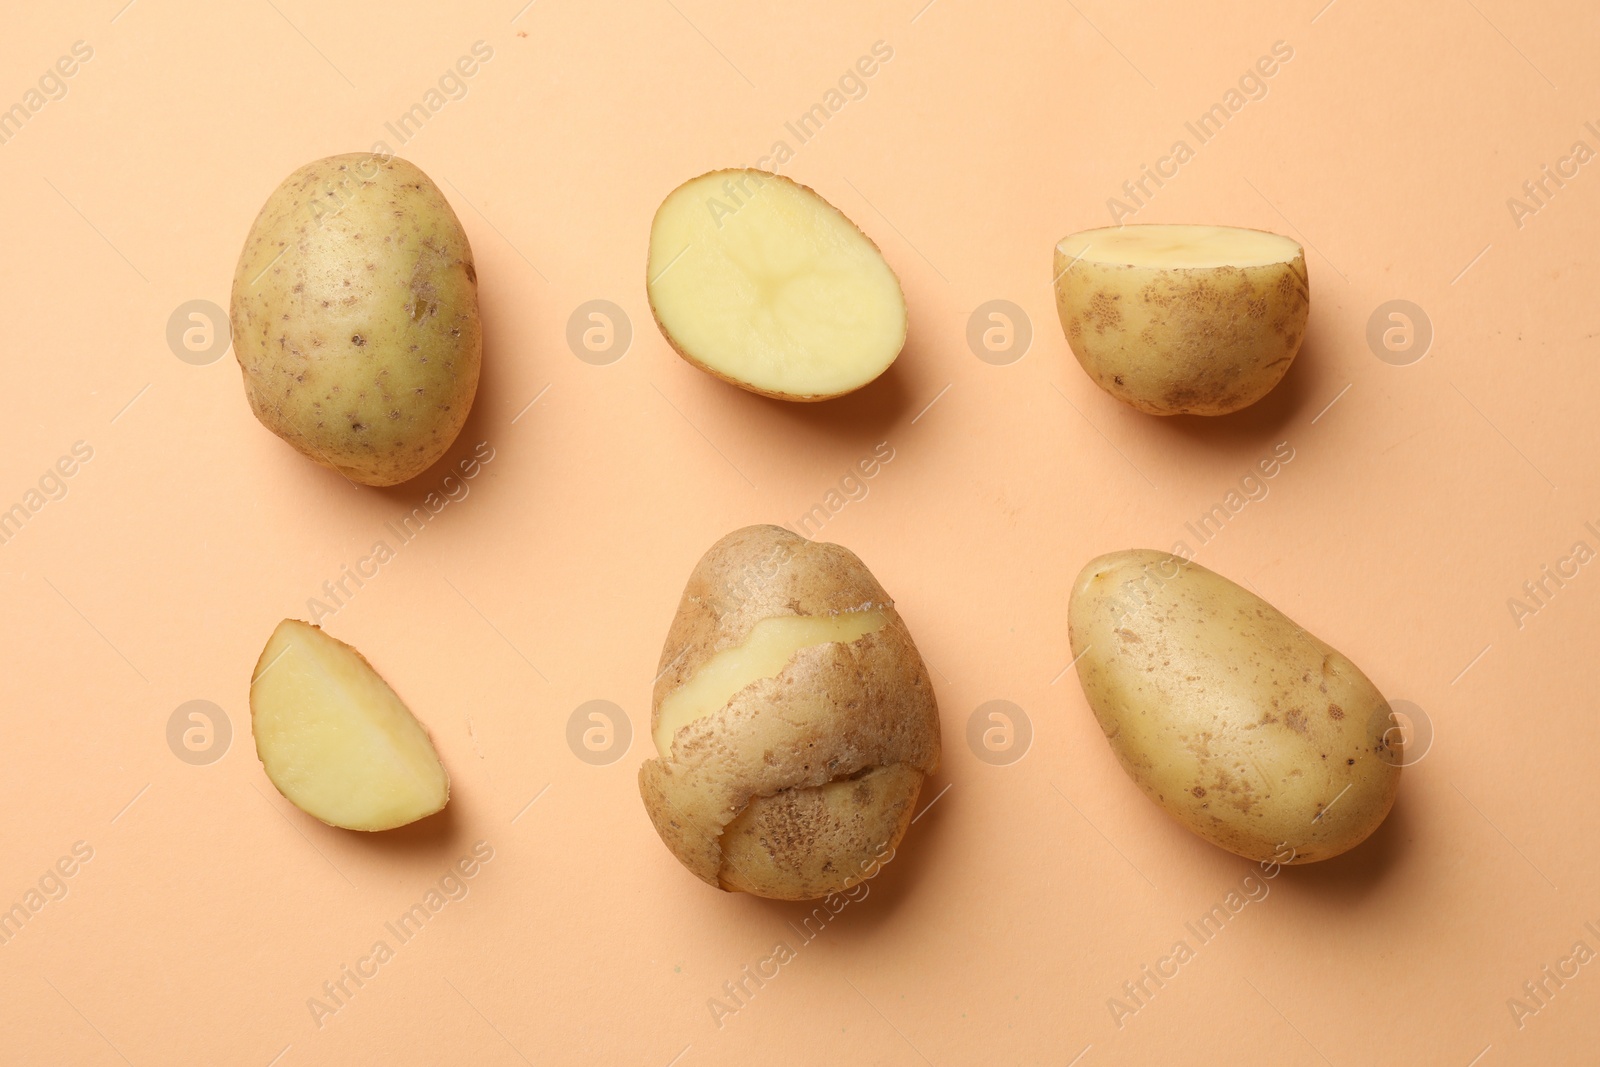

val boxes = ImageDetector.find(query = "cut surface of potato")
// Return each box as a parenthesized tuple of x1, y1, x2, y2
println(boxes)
(1057, 224, 1301, 269)
(647, 170, 906, 401)
(653, 608, 888, 756)
(251, 620, 449, 831)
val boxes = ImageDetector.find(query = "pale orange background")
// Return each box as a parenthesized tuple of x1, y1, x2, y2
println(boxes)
(2, 1, 1598, 1064)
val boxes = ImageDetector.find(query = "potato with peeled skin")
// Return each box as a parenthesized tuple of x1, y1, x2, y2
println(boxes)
(647, 170, 907, 401)
(1068, 550, 1400, 864)
(1053, 224, 1308, 416)
(231, 153, 482, 486)
(251, 619, 450, 831)
(640, 525, 940, 900)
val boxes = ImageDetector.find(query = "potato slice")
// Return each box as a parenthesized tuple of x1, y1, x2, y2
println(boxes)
(250, 620, 449, 831)
(647, 170, 907, 401)
(1053, 224, 1308, 416)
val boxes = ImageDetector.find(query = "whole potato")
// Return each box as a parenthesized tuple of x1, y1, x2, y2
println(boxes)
(1068, 550, 1400, 863)
(639, 525, 941, 900)
(1053, 224, 1308, 416)
(231, 153, 481, 486)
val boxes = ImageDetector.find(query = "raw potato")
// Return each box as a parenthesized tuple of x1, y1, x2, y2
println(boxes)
(639, 525, 940, 899)
(647, 169, 907, 401)
(1068, 550, 1399, 863)
(251, 619, 450, 831)
(1053, 224, 1308, 416)
(231, 153, 482, 486)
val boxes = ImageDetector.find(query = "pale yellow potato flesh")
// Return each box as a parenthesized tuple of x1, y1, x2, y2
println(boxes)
(647, 170, 907, 401)
(1053, 224, 1309, 416)
(250, 620, 449, 831)
(1058, 224, 1300, 269)
(653, 609, 888, 757)
(1068, 551, 1399, 863)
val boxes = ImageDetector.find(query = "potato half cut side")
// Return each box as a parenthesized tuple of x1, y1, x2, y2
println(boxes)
(250, 619, 449, 831)
(1053, 223, 1309, 416)
(647, 170, 907, 401)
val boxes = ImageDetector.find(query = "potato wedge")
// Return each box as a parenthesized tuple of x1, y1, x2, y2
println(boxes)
(250, 620, 449, 831)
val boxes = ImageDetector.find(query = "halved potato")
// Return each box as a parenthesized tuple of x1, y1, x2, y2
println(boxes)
(646, 170, 907, 401)
(1053, 224, 1309, 416)
(250, 619, 449, 831)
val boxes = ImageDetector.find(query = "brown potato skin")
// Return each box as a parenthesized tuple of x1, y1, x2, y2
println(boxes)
(1068, 550, 1400, 863)
(231, 153, 481, 486)
(639, 525, 940, 899)
(719, 763, 923, 898)
(645, 169, 907, 403)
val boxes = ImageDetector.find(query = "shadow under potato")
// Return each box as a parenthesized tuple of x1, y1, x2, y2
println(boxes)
(703, 336, 919, 444)
(337, 793, 465, 863)
(1128, 323, 1325, 451)
(728, 771, 953, 937)
(365, 281, 511, 504)
(1274, 790, 1412, 904)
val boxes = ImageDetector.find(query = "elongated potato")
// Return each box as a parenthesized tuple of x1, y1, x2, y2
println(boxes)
(231, 153, 482, 486)
(1053, 224, 1308, 416)
(639, 525, 940, 899)
(1068, 550, 1399, 863)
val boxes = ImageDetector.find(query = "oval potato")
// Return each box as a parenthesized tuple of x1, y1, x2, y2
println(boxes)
(231, 153, 482, 486)
(639, 525, 940, 900)
(1068, 550, 1400, 863)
